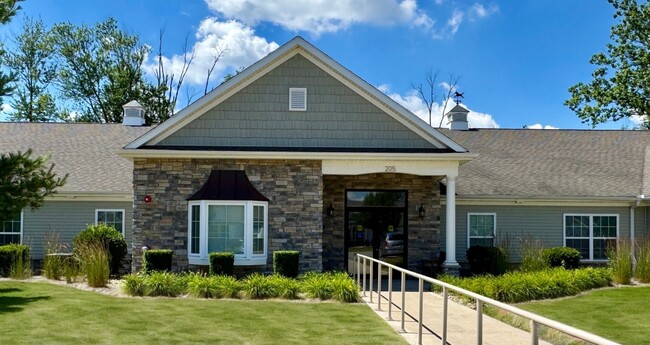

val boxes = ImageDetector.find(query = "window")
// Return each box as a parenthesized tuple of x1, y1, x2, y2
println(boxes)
(289, 88, 307, 111)
(188, 201, 268, 266)
(0, 212, 22, 245)
(564, 214, 618, 260)
(96, 209, 125, 235)
(468, 213, 495, 247)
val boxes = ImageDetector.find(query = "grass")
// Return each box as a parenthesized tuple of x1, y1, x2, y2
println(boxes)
(0, 281, 406, 345)
(520, 286, 650, 345)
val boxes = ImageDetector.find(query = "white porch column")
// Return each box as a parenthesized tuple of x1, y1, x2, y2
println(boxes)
(445, 174, 459, 268)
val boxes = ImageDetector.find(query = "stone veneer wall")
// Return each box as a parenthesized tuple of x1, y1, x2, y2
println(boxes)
(322, 174, 442, 272)
(132, 158, 323, 273)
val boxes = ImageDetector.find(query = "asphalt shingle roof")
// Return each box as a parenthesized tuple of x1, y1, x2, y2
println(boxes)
(440, 129, 650, 199)
(0, 123, 151, 195)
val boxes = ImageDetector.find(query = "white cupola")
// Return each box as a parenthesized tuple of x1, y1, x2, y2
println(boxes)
(446, 103, 469, 131)
(122, 100, 145, 126)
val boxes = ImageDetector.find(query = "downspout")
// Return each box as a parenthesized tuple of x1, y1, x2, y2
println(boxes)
(631, 195, 644, 270)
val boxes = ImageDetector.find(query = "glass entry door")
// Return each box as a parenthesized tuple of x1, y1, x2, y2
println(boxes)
(345, 190, 407, 274)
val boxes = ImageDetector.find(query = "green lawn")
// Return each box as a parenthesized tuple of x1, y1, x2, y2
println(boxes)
(0, 281, 406, 345)
(520, 286, 650, 345)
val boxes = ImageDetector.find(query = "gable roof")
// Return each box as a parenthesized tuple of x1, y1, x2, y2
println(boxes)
(442, 128, 650, 200)
(125, 36, 467, 154)
(0, 123, 150, 198)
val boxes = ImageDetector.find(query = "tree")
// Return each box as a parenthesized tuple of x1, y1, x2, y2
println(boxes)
(0, 149, 67, 222)
(51, 18, 150, 123)
(566, 0, 650, 128)
(411, 70, 459, 127)
(4, 17, 59, 122)
(0, 0, 24, 109)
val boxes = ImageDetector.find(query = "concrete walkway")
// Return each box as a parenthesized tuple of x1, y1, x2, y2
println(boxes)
(361, 279, 551, 345)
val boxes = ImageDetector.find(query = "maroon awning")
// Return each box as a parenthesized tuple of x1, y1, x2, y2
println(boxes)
(187, 170, 269, 201)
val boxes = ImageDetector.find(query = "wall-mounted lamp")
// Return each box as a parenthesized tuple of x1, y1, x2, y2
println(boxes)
(327, 203, 335, 217)
(418, 203, 426, 218)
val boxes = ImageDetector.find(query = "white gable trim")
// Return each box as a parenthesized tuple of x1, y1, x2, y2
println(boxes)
(126, 37, 467, 153)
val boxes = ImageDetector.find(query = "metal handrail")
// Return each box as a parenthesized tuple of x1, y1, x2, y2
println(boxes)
(354, 253, 620, 345)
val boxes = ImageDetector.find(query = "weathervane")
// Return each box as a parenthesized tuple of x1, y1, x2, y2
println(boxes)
(453, 91, 464, 105)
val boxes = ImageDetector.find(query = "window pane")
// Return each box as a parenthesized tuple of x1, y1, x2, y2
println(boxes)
(1, 214, 20, 233)
(593, 239, 616, 260)
(469, 237, 493, 247)
(0, 234, 20, 245)
(346, 191, 406, 207)
(565, 216, 589, 237)
(97, 212, 106, 223)
(97, 211, 124, 234)
(469, 214, 494, 237)
(208, 205, 245, 254)
(593, 216, 616, 238)
(190, 205, 200, 254)
(566, 239, 589, 259)
(253, 205, 265, 254)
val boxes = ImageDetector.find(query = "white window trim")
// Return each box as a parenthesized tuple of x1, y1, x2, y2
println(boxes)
(563, 213, 619, 262)
(95, 209, 126, 235)
(289, 87, 307, 111)
(0, 211, 23, 244)
(188, 200, 268, 266)
(467, 212, 496, 248)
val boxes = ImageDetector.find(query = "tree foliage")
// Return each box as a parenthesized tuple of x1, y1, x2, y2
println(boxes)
(0, 149, 67, 222)
(51, 18, 149, 123)
(0, 0, 23, 109)
(4, 17, 60, 122)
(566, 0, 650, 128)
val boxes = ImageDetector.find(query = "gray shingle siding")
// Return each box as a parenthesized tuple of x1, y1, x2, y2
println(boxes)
(22, 200, 133, 259)
(442, 204, 635, 262)
(157, 55, 438, 150)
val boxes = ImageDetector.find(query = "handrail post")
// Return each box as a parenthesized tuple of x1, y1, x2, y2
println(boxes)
(400, 270, 406, 332)
(370, 259, 374, 303)
(362, 257, 367, 297)
(377, 261, 382, 311)
(418, 277, 424, 345)
(388, 267, 393, 320)
(477, 300, 483, 345)
(530, 320, 539, 345)
(442, 287, 448, 345)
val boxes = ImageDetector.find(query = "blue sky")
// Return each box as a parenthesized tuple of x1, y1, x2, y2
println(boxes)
(0, 0, 633, 129)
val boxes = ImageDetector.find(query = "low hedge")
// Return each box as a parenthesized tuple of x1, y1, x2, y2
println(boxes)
(273, 251, 299, 278)
(435, 267, 612, 303)
(209, 252, 234, 276)
(143, 249, 173, 273)
(0, 244, 30, 277)
(542, 247, 581, 269)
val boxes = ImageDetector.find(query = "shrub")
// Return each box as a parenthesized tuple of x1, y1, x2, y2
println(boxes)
(268, 274, 301, 299)
(76, 241, 110, 288)
(143, 249, 173, 273)
(273, 251, 299, 278)
(73, 224, 127, 275)
(518, 237, 548, 272)
(144, 271, 184, 297)
(0, 244, 30, 277)
(64, 257, 81, 284)
(300, 272, 334, 300)
(466, 246, 507, 275)
(242, 273, 278, 299)
(329, 272, 360, 303)
(214, 275, 243, 298)
(635, 238, 650, 283)
(186, 273, 222, 298)
(43, 232, 68, 280)
(209, 252, 234, 276)
(542, 247, 581, 269)
(122, 273, 147, 296)
(10, 248, 32, 279)
(609, 239, 633, 285)
(436, 267, 612, 303)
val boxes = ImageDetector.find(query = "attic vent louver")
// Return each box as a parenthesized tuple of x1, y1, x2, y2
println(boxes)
(289, 88, 307, 111)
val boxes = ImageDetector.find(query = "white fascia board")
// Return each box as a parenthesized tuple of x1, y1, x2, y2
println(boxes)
(46, 192, 133, 202)
(119, 148, 476, 162)
(444, 196, 636, 207)
(322, 159, 460, 176)
(126, 36, 468, 153)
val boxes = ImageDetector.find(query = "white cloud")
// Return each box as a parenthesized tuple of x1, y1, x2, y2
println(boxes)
(526, 124, 558, 129)
(630, 114, 646, 127)
(446, 10, 464, 35)
(468, 3, 499, 20)
(380, 85, 499, 128)
(204, 0, 434, 35)
(144, 19, 278, 87)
